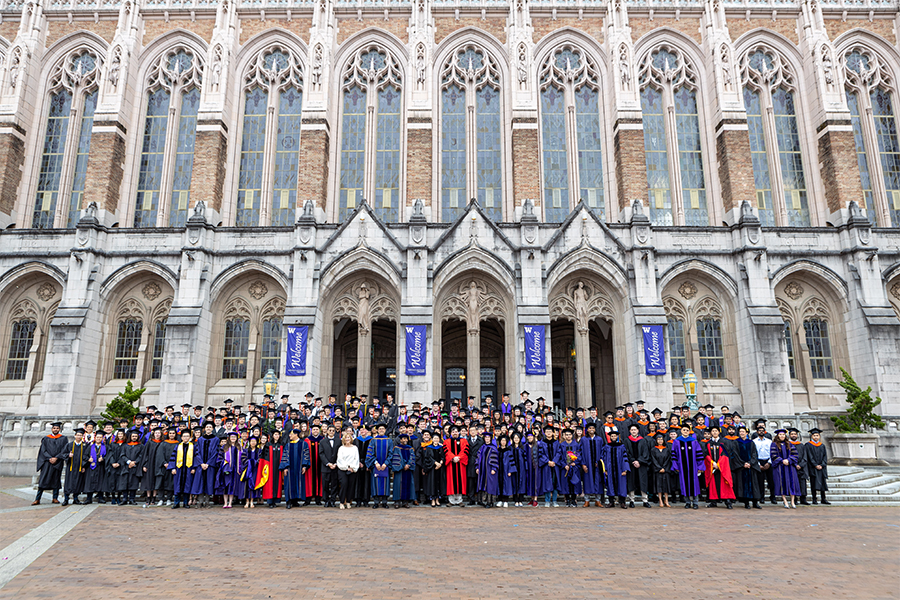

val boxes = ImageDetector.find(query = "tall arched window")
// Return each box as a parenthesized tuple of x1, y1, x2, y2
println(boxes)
(803, 317, 834, 379)
(133, 48, 203, 228)
(237, 47, 303, 227)
(113, 318, 143, 380)
(783, 320, 796, 379)
(440, 45, 503, 222)
(666, 316, 686, 380)
(696, 317, 725, 379)
(844, 46, 900, 227)
(32, 49, 100, 229)
(538, 45, 605, 222)
(742, 46, 810, 227)
(639, 45, 709, 226)
(218, 293, 285, 381)
(5, 318, 36, 380)
(259, 298, 284, 377)
(337, 45, 402, 223)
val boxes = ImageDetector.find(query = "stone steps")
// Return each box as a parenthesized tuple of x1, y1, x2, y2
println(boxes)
(813, 466, 900, 504)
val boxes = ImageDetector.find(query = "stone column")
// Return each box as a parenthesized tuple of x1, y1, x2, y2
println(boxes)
(574, 325, 591, 408)
(355, 283, 373, 399)
(189, 124, 228, 221)
(467, 323, 481, 405)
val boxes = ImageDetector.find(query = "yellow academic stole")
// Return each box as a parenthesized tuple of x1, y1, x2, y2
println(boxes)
(176, 443, 194, 468)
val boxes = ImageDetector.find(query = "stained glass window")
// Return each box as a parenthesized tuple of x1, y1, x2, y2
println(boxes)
(804, 318, 834, 379)
(68, 91, 97, 228)
(641, 87, 672, 226)
(784, 321, 796, 379)
(675, 87, 709, 227)
(441, 85, 466, 223)
(32, 91, 72, 229)
(871, 87, 900, 226)
(134, 88, 170, 228)
(168, 88, 199, 227)
(773, 88, 810, 226)
(744, 88, 775, 226)
(696, 317, 725, 379)
(541, 85, 568, 223)
(237, 88, 267, 227)
(113, 319, 142, 380)
(222, 318, 250, 379)
(5, 320, 36, 380)
(575, 86, 604, 217)
(847, 91, 875, 222)
(151, 320, 166, 380)
(476, 86, 503, 222)
(339, 85, 366, 222)
(260, 318, 282, 378)
(374, 85, 401, 223)
(667, 317, 686, 380)
(272, 87, 303, 226)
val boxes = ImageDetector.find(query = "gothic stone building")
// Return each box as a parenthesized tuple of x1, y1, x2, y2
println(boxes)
(0, 0, 899, 419)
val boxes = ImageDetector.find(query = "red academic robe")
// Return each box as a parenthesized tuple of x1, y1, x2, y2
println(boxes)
(704, 441, 736, 500)
(260, 444, 283, 500)
(304, 436, 323, 497)
(443, 437, 469, 495)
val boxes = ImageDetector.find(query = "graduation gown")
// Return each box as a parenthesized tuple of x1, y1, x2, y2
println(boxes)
(121, 442, 144, 491)
(805, 442, 829, 491)
(353, 436, 373, 502)
(650, 444, 672, 495)
(704, 440, 735, 500)
(499, 447, 516, 497)
(84, 442, 108, 494)
(304, 435, 324, 497)
(139, 440, 163, 493)
(238, 447, 261, 499)
(789, 440, 809, 497)
(260, 444, 284, 501)
(625, 435, 650, 496)
(475, 442, 500, 496)
(36, 434, 68, 490)
(152, 441, 177, 492)
(365, 436, 394, 498)
(217, 446, 239, 495)
(443, 438, 468, 496)
(466, 437, 483, 481)
(731, 438, 761, 500)
(418, 443, 442, 498)
(771, 441, 801, 496)
(107, 442, 126, 492)
(579, 435, 605, 496)
(391, 443, 416, 501)
(534, 440, 555, 496)
(190, 434, 221, 495)
(671, 436, 705, 497)
(279, 439, 310, 500)
(553, 441, 582, 493)
(510, 444, 528, 495)
(601, 442, 629, 498)
(167, 442, 197, 496)
(63, 441, 89, 496)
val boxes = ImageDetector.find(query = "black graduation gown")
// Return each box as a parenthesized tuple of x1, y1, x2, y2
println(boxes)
(106, 442, 125, 492)
(790, 441, 809, 496)
(139, 441, 162, 493)
(467, 437, 483, 479)
(36, 434, 68, 490)
(624, 436, 650, 495)
(650, 444, 672, 495)
(805, 442, 829, 491)
(63, 442, 89, 495)
(121, 442, 144, 491)
(731, 438, 761, 501)
(84, 443, 108, 493)
(417, 444, 441, 498)
(354, 437, 372, 502)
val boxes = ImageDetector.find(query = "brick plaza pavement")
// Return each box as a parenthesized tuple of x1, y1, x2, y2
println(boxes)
(0, 502, 897, 599)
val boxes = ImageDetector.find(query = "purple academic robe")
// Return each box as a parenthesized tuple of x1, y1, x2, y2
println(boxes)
(601, 442, 630, 498)
(238, 447, 261, 500)
(167, 442, 197, 496)
(580, 435, 605, 496)
(476, 442, 500, 496)
(534, 441, 555, 495)
(216, 446, 241, 496)
(770, 441, 801, 496)
(190, 435, 221, 495)
(671, 436, 706, 497)
(553, 440, 582, 493)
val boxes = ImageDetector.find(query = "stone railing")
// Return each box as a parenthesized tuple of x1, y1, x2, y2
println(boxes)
(0, 413, 93, 478)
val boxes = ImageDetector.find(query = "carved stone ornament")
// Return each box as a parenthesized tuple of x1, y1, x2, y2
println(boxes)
(142, 282, 162, 301)
(747, 226, 761, 245)
(299, 227, 312, 244)
(524, 225, 536, 244)
(411, 225, 425, 245)
(890, 282, 900, 300)
(635, 225, 649, 245)
(857, 226, 871, 246)
(249, 280, 268, 300)
(549, 280, 615, 334)
(678, 281, 698, 300)
(784, 281, 804, 300)
(36, 282, 57, 302)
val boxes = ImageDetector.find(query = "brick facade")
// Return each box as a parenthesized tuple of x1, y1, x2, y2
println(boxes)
(143, 18, 215, 45)
(190, 127, 228, 214)
(614, 123, 648, 211)
(337, 19, 408, 45)
(630, 17, 702, 45)
(406, 120, 432, 207)
(434, 17, 507, 45)
(298, 122, 330, 210)
(0, 131, 25, 218)
(45, 19, 117, 45)
(512, 122, 541, 209)
(83, 127, 126, 216)
(818, 124, 864, 215)
(716, 124, 756, 214)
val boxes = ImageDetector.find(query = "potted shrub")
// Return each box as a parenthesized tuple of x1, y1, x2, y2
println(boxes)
(829, 369, 888, 466)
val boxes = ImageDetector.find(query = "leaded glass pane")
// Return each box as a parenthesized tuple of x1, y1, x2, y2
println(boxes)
(476, 86, 502, 222)
(374, 85, 401, 223)
(168, 87, 199, 227)
(134, 89, 170, 228)
(667, 317, 686, 380)
(237, 87, 267, 227)
(260, 318, 282, 378)
(33, 91, 72, 229)
(151, 320, 166, 380)
(113, 319, 142, 380)
(744, 87, 775, 227)
(803, 318, 834, 379)
(784, 321, 796, 379)
(773, 88, 810, 227)
(272, 86, 302, 227)
(847, 91, 876, 223)
(871, 87, 900, 226)
(541, 85, 569, 223)
(68, 91, 97, 228)
(696, 317, 725, 379)
(641, 86, 672, 226)
(339, 85, 366, 222)
(675, 87, 708, 226)
(441, 85, 466, 222)
(222, 318, 250, 379)
(5, 320, 36, 380)
(575, 85, 604, 220)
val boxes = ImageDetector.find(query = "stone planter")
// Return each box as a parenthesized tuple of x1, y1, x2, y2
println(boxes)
(829, 433, 889, 466)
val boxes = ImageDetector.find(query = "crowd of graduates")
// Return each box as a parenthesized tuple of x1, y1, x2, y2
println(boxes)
(33, 391, 832, 512)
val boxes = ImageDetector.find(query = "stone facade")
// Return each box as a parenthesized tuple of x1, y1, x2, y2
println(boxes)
(0, 0, 898, 419)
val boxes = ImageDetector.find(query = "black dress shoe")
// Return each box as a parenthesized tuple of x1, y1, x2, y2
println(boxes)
(753, 502, 762, 509)
(684, 503, 691, 509)
(73, 499, 82, 505)
(372, 503, 379, 509)
(61, 499, 69, 506)
(821, 500, 831, 505)
(800, 500, 811, 506)
(642, 502, 652, 508)
(628, 501, 635, 508)
(692, 503, 699, 509)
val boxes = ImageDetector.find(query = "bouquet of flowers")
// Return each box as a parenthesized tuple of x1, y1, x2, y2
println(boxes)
(566, 450, 579, 466)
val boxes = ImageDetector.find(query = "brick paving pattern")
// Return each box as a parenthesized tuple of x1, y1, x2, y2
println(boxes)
(0, 505, 896, 599)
